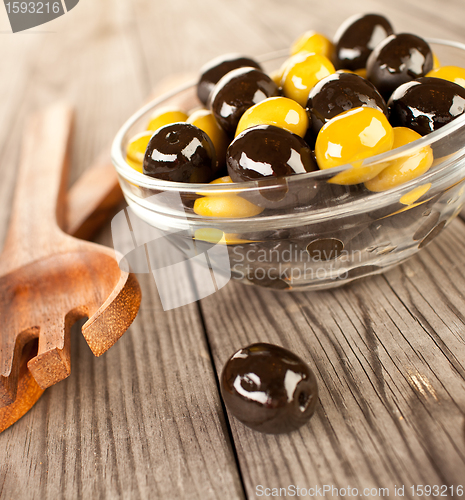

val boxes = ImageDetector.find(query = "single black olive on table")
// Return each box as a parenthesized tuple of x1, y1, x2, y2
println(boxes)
(366, 33, 433, 100)
(388, 77, 465, 135)
(333, 13, 394, 71)
(209, 67, 280, 135)
(197, 54, 262, 106)
(221, 343, 319, 434)
(306, 71, 388, 136)
(143, 122, 217, 183)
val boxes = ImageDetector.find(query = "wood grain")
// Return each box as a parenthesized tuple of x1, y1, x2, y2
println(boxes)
(66, 152, 123, 241)
(0, 341, 43, 434)
(200, 218, 465, 497)
(65, 73, 196, 242)
(0, 73, 197, 435)
(0, 2, 243, 499)
(0, 265, 244, 499)
(1, 0, 465, 499)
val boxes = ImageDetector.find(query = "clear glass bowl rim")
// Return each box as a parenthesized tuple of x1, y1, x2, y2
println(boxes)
(111, 38, 465, 210)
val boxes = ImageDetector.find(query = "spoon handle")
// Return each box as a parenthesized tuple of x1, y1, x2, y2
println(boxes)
(65, 73, 197, 241)
(0, 103, 73, 272)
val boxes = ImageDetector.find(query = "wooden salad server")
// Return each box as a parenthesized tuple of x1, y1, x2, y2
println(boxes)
(0, 151, 121, 433)
(0, 102, 141, 409)
(66, 151, 123, 241)
(0, 75, 194, 432)
(0, 137, 122, 435)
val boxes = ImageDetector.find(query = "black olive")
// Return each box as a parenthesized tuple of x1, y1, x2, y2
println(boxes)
(333, 13, 394, 71)
(143, 122, 216, 183)
(227, 125, 316, 181)
(221, 343, 318, 433)
(197, 54, 262, 106)
(226, 125, 318, 209)
(306, 71, 388, 135)
(209, 67, 279, 135)
(366, 33, 433, 100)
(388, 77, 465, 135)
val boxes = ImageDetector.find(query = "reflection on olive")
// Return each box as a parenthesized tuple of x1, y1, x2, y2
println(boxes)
(227, 125, 316, 181)
(209, 67, 279, 135)
(306, 71, 388, 135)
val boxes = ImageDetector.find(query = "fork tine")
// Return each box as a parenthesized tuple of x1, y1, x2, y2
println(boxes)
(0, 327, 39, 406)
(82, 272, 141, 356)
(26, 307, 89, 390)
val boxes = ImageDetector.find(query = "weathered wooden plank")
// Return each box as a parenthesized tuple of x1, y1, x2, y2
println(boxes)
(0, 1, 244, 498)
(200, 217, 465, 499)
(0, 274, 244, 499)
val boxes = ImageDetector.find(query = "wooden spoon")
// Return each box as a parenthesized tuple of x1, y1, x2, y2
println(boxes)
(65, 72, 197, 241)
(0, 103, 141, 407)
(0, 75, 195, 430)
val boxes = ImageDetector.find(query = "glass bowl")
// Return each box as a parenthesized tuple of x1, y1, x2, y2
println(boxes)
(111, 39, 465, 292)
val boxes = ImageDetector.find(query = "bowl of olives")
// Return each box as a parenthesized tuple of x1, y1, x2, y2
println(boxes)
(112, 14, 465, 291)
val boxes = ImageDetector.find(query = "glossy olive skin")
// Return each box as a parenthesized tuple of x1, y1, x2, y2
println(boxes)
(306, 71, 388, 135)
(314, 107, 394, 184)
(226, 125, 318, 209)
(227, 125, 316, 181)
(197, 54, 262, 106)
(281, 52, 335, 107)
(388, 77, 465, 135)
(143, 123, 216, 183)
(366, 33, 433, 100)
(333, 13, 393, 71)
(236, 96, 309, 138)
(221, 343, 318, 434)
(209, 67, 280, 135)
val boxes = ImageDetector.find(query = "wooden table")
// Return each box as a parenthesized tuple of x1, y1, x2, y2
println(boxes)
(1, 1, 465, 498)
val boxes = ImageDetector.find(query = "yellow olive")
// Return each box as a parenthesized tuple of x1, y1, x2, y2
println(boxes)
(290, 31, 334, 59)
(194, 177, 263, 217)
(399, 183, 432, 205)
(209, 176, 233, 184)
(194, 228, 250, 245)
(365, 127, 433, 192)
(235, 97, 309, 138)
(194, 194, 264, 218)
(315, 107, 394, 185)
(281, 52, 335, 106)
(187, 109, 229, 164)
(126, 131, 153, 173)
(197, 176, 233, 196)
(147, 107, 188, 131)
(426, 65, 465, 89)
(275, 60, 291, 84)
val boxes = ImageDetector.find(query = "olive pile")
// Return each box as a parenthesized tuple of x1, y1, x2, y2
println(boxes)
(126, 12, 465, 217)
